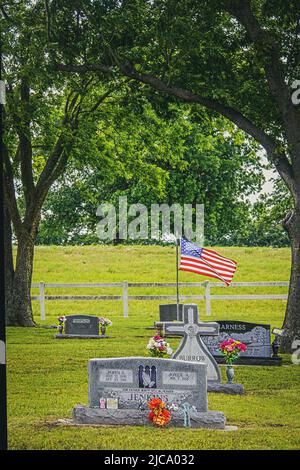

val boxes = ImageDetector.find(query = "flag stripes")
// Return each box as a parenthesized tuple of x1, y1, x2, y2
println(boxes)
(179, 238, 237, 285)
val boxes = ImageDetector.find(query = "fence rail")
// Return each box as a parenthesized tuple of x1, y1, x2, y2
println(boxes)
(31, 281, 289, 320)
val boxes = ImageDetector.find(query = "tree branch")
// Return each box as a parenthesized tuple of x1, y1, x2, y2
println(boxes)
(3, 147, 23, 237)
(221, 1, 288, 105)
(56, 61, 297, 197)
(0, 4, 10, 20)
(221, 0, 300, 171)
(56, 62, 277, 154)
(123, 64, 299, 197)
(56, 63, 112, 74)
(44, 0, 52, 41)
(18, 78, 35, 206)
(125, 64, 279, 151)
(35, 132, 67, 203)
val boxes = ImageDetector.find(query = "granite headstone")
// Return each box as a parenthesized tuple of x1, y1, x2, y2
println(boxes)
(201, 320, 278, 364)
(73, 356, 227, 428)
(158, 304, 222, 383)
(159, 304, 184, 322)
(55, 314, 108, 339)
(65, 315, 99, 335)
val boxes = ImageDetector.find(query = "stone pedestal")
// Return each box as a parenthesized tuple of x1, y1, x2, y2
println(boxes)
(73, 405, 226, 429)
(215, 356, 282, 366)
(207, 382, 244, 395)
(55, 334, 110, 339)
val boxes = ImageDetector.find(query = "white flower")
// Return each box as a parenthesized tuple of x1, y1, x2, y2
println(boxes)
(169, 403, 179, 411)
(167, 347, 173, 355)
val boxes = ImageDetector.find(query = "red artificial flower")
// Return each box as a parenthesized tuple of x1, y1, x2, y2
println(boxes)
(152, 413, 170, 426)
(148, 397, 171, 427)
(148, 398, 163, 409)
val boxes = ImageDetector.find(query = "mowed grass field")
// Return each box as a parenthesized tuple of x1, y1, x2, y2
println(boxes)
(6, 245, 300, 450)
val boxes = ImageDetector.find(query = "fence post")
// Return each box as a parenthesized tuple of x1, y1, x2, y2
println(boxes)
(39, 281, 46, 320)
(204, 281, 211, 316)
(123, 281, 128, 318)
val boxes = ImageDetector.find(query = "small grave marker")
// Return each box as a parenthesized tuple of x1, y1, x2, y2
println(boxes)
(55, 314, 110, 339)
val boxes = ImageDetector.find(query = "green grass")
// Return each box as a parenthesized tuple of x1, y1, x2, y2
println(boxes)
(7, 245, 300, 450)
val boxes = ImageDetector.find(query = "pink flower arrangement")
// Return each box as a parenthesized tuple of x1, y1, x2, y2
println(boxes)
(146, 335, 173, 358)
(219, 338, 247, 364)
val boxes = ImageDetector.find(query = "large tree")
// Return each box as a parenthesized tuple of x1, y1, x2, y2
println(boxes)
(2, 2, 123, 325)
(54, 0, 300, 351)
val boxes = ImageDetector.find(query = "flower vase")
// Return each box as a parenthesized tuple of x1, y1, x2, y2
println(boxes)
(100, 325, 106, 336)
(226, 365, 234, 383)
(58, 324, 63, 335)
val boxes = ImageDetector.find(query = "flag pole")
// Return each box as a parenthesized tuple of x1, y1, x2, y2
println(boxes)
(176, 237, 180, 321)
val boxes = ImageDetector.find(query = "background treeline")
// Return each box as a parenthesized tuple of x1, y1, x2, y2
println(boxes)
(35, 95, 291, 247)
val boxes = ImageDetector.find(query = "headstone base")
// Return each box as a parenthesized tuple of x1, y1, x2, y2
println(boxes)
(208, 382, 244, 395)
(215, 357, 282, 366)
(55, 334, 110, 339)
(73, 405, 226, 429)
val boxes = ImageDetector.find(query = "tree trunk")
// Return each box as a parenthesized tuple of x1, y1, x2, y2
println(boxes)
(5, 230, 36, 327)
(4, 205, 15, 325)
(281, 208, 300, 352)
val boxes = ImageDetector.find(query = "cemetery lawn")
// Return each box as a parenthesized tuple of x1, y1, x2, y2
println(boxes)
(7, 245, 300, 450)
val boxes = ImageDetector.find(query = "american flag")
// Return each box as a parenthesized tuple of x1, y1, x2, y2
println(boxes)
(179, 237, 237, 285)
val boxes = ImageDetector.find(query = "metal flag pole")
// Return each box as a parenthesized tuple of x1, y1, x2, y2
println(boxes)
(176, 237, 180, 321)
(0, 34, 8, 451)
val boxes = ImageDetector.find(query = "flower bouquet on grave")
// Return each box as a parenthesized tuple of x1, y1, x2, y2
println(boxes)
(148, 398, 171, 427)
(98, 317, 112, 335)
(146, 335, 173, 358)
(57, 316, 66, 334)
(218, 338, 247, 383)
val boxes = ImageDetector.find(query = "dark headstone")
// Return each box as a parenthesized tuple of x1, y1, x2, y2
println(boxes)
(201, 320, 272, 358)
(159, 304, 184, 322)
(54, 314, 111, 339)
(64, 315, 99, 336)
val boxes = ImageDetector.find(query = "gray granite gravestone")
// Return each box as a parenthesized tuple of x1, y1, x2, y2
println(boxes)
(159, 304, 184, 322)
(72, 357, 227, 429)
(201, 320, 281, 365)
(55, 314, 109, 339)
(160, 304, 222, 383)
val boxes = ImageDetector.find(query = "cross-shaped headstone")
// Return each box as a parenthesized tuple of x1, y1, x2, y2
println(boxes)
(162, 304, 221, 382)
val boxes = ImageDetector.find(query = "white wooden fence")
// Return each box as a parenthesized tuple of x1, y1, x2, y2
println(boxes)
(31, 281, 289, 320)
